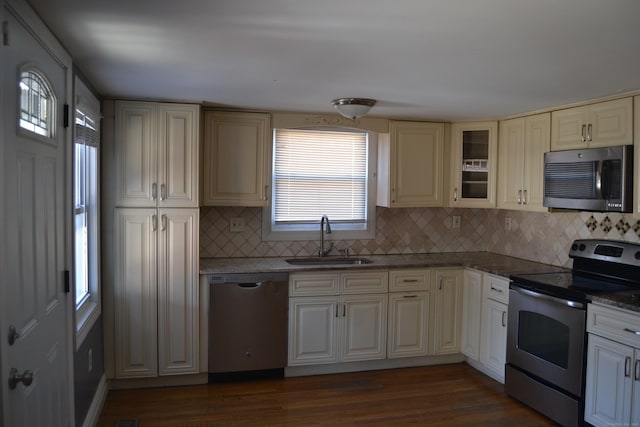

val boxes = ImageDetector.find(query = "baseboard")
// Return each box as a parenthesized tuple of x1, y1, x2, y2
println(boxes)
(82, 374, 108, 427)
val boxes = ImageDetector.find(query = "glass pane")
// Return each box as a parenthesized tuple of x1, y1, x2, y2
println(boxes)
(517, 310, 570, 368)
(461, 130, 489, 199)
(74, 211, 89, 305)
(18, 70, 53, 137)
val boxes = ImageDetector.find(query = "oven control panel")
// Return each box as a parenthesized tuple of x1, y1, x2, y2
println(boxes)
(570, 239, 640, 266)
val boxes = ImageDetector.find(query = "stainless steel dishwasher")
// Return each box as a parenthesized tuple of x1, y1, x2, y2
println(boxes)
(208, 272, 288, 378)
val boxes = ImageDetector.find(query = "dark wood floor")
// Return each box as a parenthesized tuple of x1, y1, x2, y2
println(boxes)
(97, 363, 557, 426)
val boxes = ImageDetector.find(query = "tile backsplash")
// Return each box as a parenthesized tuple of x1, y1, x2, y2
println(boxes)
(200, 206, 640, 268)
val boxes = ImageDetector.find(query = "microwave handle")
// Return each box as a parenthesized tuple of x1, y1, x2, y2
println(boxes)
(595, 160, 603, 199)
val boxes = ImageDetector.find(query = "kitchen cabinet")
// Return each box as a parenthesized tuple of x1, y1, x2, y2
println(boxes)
(202, 111, 271, 206)
(479, 274, 509, 382)
(449, 121, 498, 208)
(432, 269, 463, 355)
(551, 97, 633, 150)
(113, 208, 199, 378)
(288, 271, 388, 366)
(498, 113, 550, 212)
(387, 269, 431, 358)
(460, 269, 482, 360)
(585, 303, 640, 427)
(377, 121, 444, 208)
(634, 96, 640, 217)
(114, 101, 199, 208)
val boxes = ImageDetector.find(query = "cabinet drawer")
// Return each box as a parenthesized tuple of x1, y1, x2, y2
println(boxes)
(341, 271, 388, 294)
(587, 303, 640, 348)
(483, 274, 509, 304)
(389, 269, 430, 292)
(289, 273, 340, 296)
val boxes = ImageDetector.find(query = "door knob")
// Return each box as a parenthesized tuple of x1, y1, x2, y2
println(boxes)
(8, 368, 33, 389)
(7, 325, 19, 346)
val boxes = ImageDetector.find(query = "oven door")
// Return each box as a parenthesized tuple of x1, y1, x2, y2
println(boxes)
(507, 285, 587, 397)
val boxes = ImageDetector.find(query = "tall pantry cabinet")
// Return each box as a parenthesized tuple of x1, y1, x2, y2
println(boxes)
(103, 100, 200, 380)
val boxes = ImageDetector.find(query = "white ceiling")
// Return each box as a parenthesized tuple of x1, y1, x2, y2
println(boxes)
(26, 0, 640, 121)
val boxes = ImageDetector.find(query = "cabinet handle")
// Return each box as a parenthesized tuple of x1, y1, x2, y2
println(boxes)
(343, 304, 346, 317)
(454, 187, 458, 203)
(402, 279, 419, 283)
(263, 185, 269, 201)
(587, 124, 592, 142)
(635, 359, 640, 381)
(160, 184, 166, 201)
(335, 304, 339, 318)
(438, 278, 443, 290)
(523, 190, 528, 205)
(161, 214, 167, 231)
(403, 295, 418, 299)
(152, 183, 157, 200)
(501, 311, 507, 327)
(624, 328, 640, 335)
(490, 286, 503, 293)
(625, 356, 632, 377)
(581, 124, 587, 142)
(152, 215, 158, 231)
(517, 190, 522, 205)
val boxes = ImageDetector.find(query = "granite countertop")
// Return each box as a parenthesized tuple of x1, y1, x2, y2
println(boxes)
(200, 251, 569, 278)
(590, 292, 640, 313)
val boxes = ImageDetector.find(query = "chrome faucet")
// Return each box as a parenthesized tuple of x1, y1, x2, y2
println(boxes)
(319, 215, 332, 257)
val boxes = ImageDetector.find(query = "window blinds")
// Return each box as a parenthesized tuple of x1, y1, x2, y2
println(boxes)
(273, 129, 368, 224)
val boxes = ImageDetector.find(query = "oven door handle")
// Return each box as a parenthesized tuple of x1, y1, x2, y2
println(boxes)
(512, 286, 585, 309)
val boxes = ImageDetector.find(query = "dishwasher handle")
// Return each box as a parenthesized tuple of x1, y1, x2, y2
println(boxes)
(237, 282, 261, 288)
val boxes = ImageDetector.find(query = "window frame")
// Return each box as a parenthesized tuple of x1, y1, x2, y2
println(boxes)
(262, 127, 377, 242)
(17, 66, 57, 142)
(73, 76, 101, 349)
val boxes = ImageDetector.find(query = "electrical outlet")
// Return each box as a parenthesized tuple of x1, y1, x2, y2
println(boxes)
(452, 216, 461, 229)
(230, 217, 245, 232)
(505, 217, 512, 231)
(88, 348, 93, 372)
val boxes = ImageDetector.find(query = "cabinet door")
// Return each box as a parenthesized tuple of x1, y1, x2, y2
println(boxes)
(480, 299, 508, 382)
(551, 106, 590, 151)
(157, 209, 199, 375)
(585, 334, 634, 427)
(157, 105, 199, 207)
(341, 294, 388, 361)
(385, 121, 444, 207)
(589, 97, 633, 148)
(449, 122, 498, 208)
(497, 118, 525, 210)
(113, 209, 158, 378)
(202, 111, 270, 206)
(387, 292, 429, 358)
(432, 269, 463, 355)
(288, 296, 339, 366)
(115, 102, 157, 207)
(461, 270, 482, 360)
(522, 113, 550, 212)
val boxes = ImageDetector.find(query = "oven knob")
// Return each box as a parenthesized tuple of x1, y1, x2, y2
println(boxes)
(635, 251, 640, 260)
(579, 244, 586, 251)
(571, 243, 578, 251)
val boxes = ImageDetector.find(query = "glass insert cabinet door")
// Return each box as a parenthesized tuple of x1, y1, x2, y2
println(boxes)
(450, 122, 498, 208)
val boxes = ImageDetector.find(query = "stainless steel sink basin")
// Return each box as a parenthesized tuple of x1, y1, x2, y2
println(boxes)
(285, 257, 372, 266)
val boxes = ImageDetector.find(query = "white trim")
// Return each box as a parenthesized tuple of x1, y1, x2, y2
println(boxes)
(81, 374, 108, 427)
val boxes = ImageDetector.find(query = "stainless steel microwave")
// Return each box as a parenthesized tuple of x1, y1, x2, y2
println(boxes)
(543, 145, 634, 212)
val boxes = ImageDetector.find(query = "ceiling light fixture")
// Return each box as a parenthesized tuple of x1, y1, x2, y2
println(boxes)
(331, 98, 377, 120)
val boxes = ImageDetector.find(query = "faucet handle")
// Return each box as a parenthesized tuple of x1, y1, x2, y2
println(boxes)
(338, 248, 350, 257)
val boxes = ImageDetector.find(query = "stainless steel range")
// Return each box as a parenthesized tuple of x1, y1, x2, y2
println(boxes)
(506, 239, 640, 427)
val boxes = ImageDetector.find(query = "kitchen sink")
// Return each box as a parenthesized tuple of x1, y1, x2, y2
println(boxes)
(285, 256, 373, 266)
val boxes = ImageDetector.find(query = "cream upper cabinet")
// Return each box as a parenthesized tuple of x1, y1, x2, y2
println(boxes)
(449, 121, 498, 208)
(377, 121, 444, 207)
(202, 111, 271, 206)
(498, 113, 550, 212)
(432, 269, 463, 355)
(551, 97, 633, 150)
(115, 101, 199, 208)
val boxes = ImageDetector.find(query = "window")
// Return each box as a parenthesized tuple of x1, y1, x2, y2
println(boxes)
(19, 69, 55, 138)
(73, 77, 100, 347)
(263, 128, 376, 241)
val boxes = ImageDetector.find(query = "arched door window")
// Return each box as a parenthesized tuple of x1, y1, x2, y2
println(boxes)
(19, 68, 56, 138)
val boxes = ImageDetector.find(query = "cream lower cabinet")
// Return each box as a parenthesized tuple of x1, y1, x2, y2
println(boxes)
(460, 269, 483, 360)
(432, 269, 463, 355)
(113, 208, 199, 378)
(585, 303, 640, 427)
(387, 269, 431, 358)
(288, 271, 388, 366)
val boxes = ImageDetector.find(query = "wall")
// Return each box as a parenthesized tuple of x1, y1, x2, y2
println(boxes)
(200, 206, 640, 268)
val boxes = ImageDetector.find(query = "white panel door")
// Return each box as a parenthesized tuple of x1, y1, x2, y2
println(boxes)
(433, 270, 463, 355)
(288, 296, 339, 366)
(2, 2, 71, 425)
(113, 209, 158, 378)
(461, 270, 482, 360)
(341, 294, 388, 361)
(157, 209, 199, 375)
(480, 299, 508, 381)
(387, 292, 429, 358)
